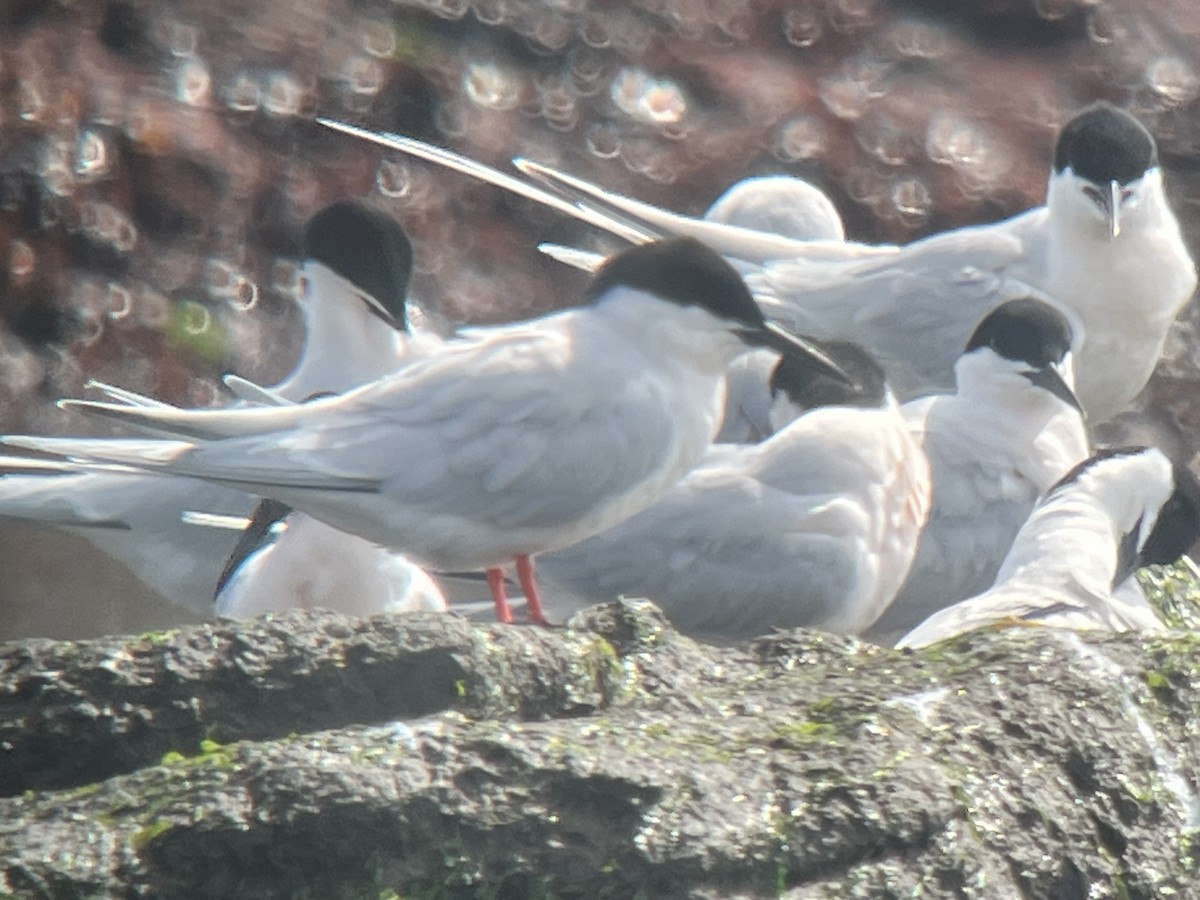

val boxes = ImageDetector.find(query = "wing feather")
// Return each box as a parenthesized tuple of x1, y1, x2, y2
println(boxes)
(748, 219, 1062, 400)
(514, 158, 896, 265)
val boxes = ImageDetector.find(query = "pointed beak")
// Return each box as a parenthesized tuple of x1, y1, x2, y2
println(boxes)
(738, 321, 855, 387)
(302, 261, 406, 333)
(1021, 363, 1083, 414)
(352, 286, 404, 332)
(1107, 180, 1121, 239)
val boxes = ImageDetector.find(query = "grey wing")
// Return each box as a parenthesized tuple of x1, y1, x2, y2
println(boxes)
(865, 402, 1040, 641)
(118, 330, 564, 490)
(537, 468, 766, 602)
(181, 329, 685, 532)
(0, 468, 239, 530)
(371, 337, 690, 530)
(639, 520, 860, 641)
(540, 456, 865, 640)
(514, 158, 896, 266)
(403, 390, 680, 531)
(749, 225, 1042, 401)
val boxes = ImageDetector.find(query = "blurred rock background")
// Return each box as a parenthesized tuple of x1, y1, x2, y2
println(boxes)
(2, 0, 1199, 639)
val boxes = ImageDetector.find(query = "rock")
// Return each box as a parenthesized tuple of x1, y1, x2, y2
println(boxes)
(0, 608, 626, 797)
(3, 600, 1199, 897)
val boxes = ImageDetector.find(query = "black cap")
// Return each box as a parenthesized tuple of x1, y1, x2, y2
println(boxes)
(586, 237, 763, 329)
(965, 298, 1074, 368)
(303, 201, 414, 328)
(770, 339, 886, 411)
(1053, 102, 1157, 186)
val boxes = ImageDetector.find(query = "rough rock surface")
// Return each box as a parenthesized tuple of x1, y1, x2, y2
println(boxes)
(3, 601, 1200, 898)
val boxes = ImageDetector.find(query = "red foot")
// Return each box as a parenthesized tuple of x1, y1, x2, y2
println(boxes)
(516, 555, 550, 626)
(487, 568, 513, 624)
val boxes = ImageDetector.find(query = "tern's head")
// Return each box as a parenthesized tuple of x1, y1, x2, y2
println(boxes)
(704, 175, 845, 242)
(768, 339, 886, 429)
(1050, 102, 1158, 240)
(1046, 446, 1200, 589)
(302, 201, 414, 331)
(960, 298, 1082, 414)
(214, 498, 292, 602)
(587, 237, 853, 382)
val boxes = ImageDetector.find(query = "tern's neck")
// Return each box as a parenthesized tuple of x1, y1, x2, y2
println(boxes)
(945, 355, 1088, 489)
(272, 263, 407, 400)
(953, 355, 1081, 436)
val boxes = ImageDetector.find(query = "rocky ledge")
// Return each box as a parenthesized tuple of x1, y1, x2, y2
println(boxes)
(2, 601, 1199, 898)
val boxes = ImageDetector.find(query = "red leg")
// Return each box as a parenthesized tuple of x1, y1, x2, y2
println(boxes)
(487, 567, 513, 624)
(516, 555, 550, 626)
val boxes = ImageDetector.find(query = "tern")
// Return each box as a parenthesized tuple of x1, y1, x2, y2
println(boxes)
(897, 446, 1200, 648)
(863, 298, 1091, 645)
(316, 119, 869, 448)
(273, 199, 429, 396)
(0, 200, 418, 615)
(748, 102, 1196, 421)
(536, 338, 930, 639)
(6, 238, 847, 626)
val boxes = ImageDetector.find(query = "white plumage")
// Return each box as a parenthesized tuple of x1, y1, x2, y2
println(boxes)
(897, 446, 1200, 648)
(565, 105, 1194, 423)
(702, 175, 847, 444)
(703, 174, 846, 243)
(214, 502, 447, 619)
(747, 139, 1194, 421)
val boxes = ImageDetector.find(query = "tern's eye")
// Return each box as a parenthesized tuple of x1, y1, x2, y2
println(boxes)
(1081, 184, 1136, 207)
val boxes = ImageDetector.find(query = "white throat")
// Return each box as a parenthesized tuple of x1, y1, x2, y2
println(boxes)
(272, 262, 407, 400)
